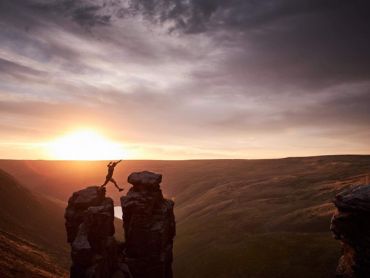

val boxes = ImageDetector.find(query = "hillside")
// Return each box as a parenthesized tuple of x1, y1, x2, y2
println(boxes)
(0, 155, 369, 277)
(0, 168, 69, 277)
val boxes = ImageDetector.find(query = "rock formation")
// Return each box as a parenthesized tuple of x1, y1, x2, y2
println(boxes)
(65, 171, 175, 278)
(331, 185, 370, 277)
(65, 186, 131, 278)
(121, 171, 176, 278)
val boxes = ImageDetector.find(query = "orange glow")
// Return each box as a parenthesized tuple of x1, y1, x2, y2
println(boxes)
(46, 130, 127, 160)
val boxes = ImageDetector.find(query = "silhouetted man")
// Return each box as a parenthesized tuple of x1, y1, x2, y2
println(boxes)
(100, 160, 124, 192)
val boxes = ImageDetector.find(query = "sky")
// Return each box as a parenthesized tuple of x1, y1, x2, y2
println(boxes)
(0, 0, 369, 160)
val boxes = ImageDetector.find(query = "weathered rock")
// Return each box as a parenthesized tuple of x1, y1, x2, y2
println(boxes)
(127, 171, 162, 188)
(121, 171, 175, 278)
(65, 186, 130, 278)
(331, 185, 370, 277)
(66, 172, 175, 278)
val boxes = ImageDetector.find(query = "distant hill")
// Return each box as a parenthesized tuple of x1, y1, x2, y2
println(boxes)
(0, 155, 369, 277)
(171, 156, 370, 277)
(0, 168, 68, 277)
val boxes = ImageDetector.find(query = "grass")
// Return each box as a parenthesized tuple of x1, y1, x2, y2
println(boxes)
(174, 231, 340, 278)
(0, 155, 369, 277)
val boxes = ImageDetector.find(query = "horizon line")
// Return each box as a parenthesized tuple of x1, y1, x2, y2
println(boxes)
(0, 154, 369, 162)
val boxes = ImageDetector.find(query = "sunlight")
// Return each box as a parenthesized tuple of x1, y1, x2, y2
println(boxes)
(46, 130, 127, 160)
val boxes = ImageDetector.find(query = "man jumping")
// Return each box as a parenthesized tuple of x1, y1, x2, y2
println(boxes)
(100, 160, 124, 192)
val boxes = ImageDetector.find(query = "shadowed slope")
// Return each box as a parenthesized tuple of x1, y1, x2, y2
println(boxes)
(0, 168, 68, 277)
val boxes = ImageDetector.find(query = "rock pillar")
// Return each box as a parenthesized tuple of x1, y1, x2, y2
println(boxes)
(121, 171, 176, 278)
(65, 186, 130, 278)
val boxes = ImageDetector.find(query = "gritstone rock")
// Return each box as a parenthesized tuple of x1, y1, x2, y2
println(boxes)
(65, 171, 175, 278)
(127, 171, 162, 187)
(65, 186, 131, 278)
(122, 171, 175, 278)
(331, 185, 370, 277)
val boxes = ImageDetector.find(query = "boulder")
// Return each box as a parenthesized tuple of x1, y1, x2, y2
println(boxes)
(128, 171, 162, 187)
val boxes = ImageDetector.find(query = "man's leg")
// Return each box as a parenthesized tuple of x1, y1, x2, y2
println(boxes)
(110, 178, 123, 192)
(100, 177, 109, 188)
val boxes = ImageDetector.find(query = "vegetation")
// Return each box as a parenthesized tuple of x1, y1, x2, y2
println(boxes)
(0, 155, 369, 277)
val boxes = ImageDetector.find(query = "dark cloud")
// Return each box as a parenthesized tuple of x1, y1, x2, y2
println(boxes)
(127, 0, 370, 33)
(127, 0, 370, 88)
(31, 0, 112, 27)
(0, 0, 112, 28)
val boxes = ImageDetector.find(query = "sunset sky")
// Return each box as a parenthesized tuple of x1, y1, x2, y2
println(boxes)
(0, 0, 369, 160)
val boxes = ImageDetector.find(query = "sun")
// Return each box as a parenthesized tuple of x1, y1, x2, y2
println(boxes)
(46, 130, 127, 160)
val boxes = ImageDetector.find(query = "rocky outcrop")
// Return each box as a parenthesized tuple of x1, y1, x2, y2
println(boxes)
(121, 171, 175, 278)
(331, 185, 370, 277)
(65, 172, 175, 278)
(65, 186, 131, 278)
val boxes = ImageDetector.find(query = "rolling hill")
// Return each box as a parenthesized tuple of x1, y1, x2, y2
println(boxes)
(0, 155, 369, 277)
(0, 168, 69, 277)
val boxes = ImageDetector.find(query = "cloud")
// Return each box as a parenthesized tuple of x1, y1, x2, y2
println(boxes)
(0, 0, 369, 158)
(0, 0, 112, 28)
(127, 0, 370, 88)
(0, 58, 46, 81)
